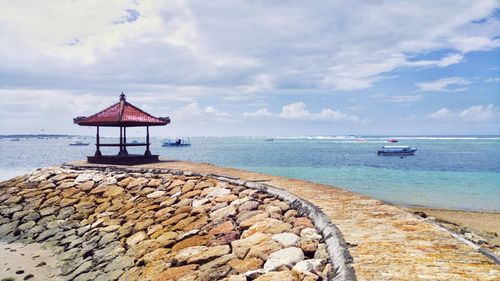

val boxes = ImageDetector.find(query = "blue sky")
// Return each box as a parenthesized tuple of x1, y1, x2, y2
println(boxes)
(0, 0, 499, 136)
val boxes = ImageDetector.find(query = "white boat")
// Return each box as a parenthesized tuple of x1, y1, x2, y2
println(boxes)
(378, 146, 416, 156)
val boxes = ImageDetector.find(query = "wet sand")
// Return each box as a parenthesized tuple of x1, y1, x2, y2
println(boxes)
(408, 207, 500, 254)
(0, 240, 62, 281)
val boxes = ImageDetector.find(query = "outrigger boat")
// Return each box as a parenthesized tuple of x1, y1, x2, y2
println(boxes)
(162, 138, 191, 147)
(378, 146, 416, 156)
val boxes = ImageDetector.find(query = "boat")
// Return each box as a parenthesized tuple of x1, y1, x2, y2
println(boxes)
(378, 146, 416, 156)
(69, 140, 90, 146)
(265, 138, 274, 142)
(162, 138, 191, 147)
(10, 138, 20, 141)
(386, 139, 399, 143)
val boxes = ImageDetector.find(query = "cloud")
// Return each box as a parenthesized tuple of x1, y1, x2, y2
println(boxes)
(406, 53, 464, 68)
(415, 77, 471, 92)
(243, 108, 273, 118)
(0, 0, 499, 95)
(425, 104, 499, 121)
(279, 102, 359, 122)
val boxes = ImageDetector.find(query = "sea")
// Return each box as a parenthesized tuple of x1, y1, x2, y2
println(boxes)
(1, 136, 499, 211)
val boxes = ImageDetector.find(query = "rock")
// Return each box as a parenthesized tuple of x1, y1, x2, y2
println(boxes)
(238, 201, 259, 212)
(175, 246, 207, 263)
(239, 213, 269, 228)
(187, 245, 230, 264)
(57, 206, 75, 219)
(156, 231, 179, 246)
(292, 259, 326, 275)
(127, 178, 149, 189)
(314, 243, 329, 259)
(294, 217, 314, 228)
(210, 205, 237, 221)
(60, 197, 79, 207)
(227, 274, 247, 281)
(192, 198, 210, 208)
(254, 271, 295, 281)
(18, 220, 36, 231)
(263, 247, 304, 271)
(245, 239, 282, 260)
(242, 218, 292, 238)
(74, 271, 102, 281)
(299, 240, 318, 255)
(300, 228, 322, 241)
(172, 235, 208, 251)
(79, 181, 95, 191)
(228, 258, 263, 273)
(104, 256, 134, 272)
(208, 221, 235, 237)
(155, 264, 198, 281)
(272, 232, 300, 248)
(126, 231, 148, 246)
(231, 233, 270, 259)
(206, 188, 231, 198)
(147, 191, 166, 199)
(134, 218, 154, 232)
(127, 240, 161, 259)
(103, 186, 124, 197)
(66, 260, 93, 280)
(75, 173, 94, 183)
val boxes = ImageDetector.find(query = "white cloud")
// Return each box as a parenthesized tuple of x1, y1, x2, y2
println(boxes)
(406, 53, 464, 68)
(415, 77, 471, 92)
(449, 36, 500, 53)
(279, 102, 359, 122)
(0, 0, 498, 95)
(243, 108, 273, 118)
(425, 104, 499, 121)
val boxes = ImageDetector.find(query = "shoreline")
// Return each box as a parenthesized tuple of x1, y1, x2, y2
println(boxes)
(406, 206, 500, 255)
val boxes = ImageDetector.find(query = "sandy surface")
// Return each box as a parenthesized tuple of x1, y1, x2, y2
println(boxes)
(408, 207, 500, 248)
(0, 239, 62, 281)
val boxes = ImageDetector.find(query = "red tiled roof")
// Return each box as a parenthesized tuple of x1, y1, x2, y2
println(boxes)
(74, 94, 170, 127)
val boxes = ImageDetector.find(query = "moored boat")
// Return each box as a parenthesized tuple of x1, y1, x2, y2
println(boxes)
(386, 139, 398, 143)
(162, 138, 191, 147)
(378, 145, 416, 156)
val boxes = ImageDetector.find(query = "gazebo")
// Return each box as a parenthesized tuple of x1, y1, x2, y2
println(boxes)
(74, 93, 170, 164)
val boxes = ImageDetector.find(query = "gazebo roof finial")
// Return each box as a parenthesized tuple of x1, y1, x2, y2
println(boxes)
(120, 92, 126, 101)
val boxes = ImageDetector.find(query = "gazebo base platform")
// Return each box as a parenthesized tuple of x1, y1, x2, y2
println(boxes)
(87, 154, 160, 165)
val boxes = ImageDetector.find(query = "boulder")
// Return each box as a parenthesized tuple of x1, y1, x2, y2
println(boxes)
(263, 247, 304, 271)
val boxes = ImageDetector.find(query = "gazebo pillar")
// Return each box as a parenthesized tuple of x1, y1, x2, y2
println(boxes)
(145, 126, 151, 156)
(95, 126, 102, 157)
(118, 126, 128, 156)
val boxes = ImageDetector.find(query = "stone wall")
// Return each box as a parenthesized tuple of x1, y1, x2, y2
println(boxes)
(0, 165, 355, 281)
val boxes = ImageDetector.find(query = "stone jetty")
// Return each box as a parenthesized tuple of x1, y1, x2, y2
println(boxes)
(0, 165, 351, 281)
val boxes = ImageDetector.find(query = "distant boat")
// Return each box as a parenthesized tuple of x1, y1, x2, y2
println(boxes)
(10, 138, 20, 141)
(162, 138, 191, 147)
(265, 138, 274, 142)
(378, 146, 416, 156)
(132, 140, 139, 144)
(387, 139, 399, 143)
(69, 140, 90, 146)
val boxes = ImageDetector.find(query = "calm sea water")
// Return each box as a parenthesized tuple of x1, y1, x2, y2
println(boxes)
(1, 136, 499, 211)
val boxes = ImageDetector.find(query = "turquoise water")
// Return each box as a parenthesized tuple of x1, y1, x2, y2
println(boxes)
(0, 136, 499, 211)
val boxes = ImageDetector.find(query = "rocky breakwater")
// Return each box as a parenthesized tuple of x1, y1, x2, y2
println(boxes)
(0, 166, 348, 281)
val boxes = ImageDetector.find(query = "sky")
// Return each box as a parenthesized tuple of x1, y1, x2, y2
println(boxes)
(0, 0, 499, 137)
